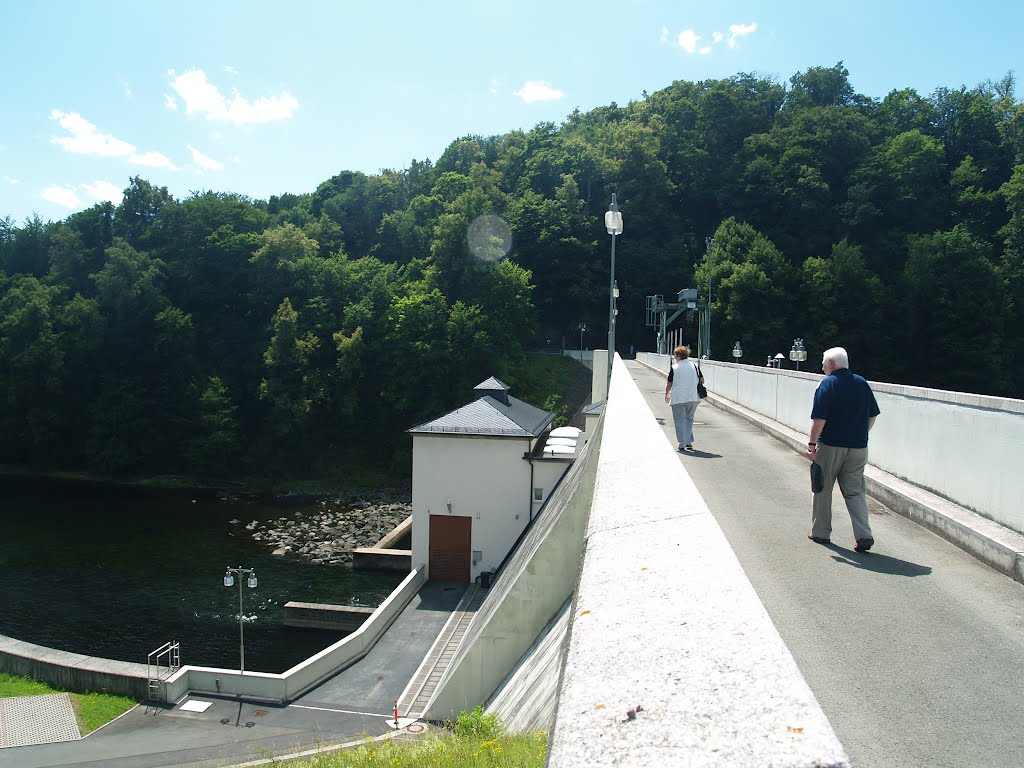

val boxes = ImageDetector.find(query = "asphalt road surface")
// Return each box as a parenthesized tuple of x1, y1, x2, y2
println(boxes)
(627, 360, 1024, 768)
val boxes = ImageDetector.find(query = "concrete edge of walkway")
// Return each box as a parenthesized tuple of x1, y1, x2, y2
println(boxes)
(634, 358, 1024, 586)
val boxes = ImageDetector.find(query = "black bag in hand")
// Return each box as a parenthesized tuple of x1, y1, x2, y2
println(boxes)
(810, 462, 824, 493)
(696, 362, 708, 399)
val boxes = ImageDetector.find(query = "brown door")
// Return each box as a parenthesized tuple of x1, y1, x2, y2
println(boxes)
(428, 514, 472, 582)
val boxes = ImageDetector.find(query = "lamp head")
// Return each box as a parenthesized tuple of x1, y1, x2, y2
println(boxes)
(605, 193, 623, 235)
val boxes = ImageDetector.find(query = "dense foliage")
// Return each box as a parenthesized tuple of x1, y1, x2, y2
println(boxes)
(3, 63, 1023, 477)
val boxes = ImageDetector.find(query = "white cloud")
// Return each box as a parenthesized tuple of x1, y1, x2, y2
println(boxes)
(673, 23, 756, 54)
(728, 22, 757, 48)
(677, 29, 701, 54)
(124, 82, 133, 98)
(41, 185, 81, 209)
(490, 78, 500, 97)
(168, 68, 298, 124)
(660, 25, 669, 44)
(82, 180, 124, 205)
(188, 144, 224, 172)
(132, 151, 178, 170)
(2, 176, 19, 185)
(225, 65, 239, 76)
(165, 94, 178, 111)
(50, 109, 179, 170)
(50, 110, 136, 157)
(513, 80, 565, 103)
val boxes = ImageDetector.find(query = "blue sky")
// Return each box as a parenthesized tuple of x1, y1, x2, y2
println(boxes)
(2, 0, 1021, 225)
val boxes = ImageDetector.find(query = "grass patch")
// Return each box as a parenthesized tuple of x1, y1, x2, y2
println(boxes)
(0, 673, 137, 735)
(280, 708, 545, 767)
(289, 732, 547, 768)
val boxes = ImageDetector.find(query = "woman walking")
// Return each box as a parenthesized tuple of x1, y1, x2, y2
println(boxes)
(664, 345, 703, 452)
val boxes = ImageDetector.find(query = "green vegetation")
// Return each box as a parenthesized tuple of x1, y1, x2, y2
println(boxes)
(0, 672, 136, 735)
(281, 707, 546, 768)
(3, 62, 1024, 486)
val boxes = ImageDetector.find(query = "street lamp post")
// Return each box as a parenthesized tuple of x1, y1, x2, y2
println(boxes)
(789, 338, 808, 370)
(732, 341, 743, 363)
(704, 237, 714, 359)
(223, 566, 258, 675)
(605, 195, 623, 387)
(579, 321, 586, 358)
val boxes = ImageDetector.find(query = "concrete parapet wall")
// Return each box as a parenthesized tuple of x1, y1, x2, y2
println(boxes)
(548, 358, 849, 767)
(1, 569, 425, 706)
(163, 567, 425, 703)
(351, 547, 412, 571)
(371, 515, 412, 549)
(283, 602, 374, 631)
(639, 353, 1024, 536)
(0, 634, 151, 699)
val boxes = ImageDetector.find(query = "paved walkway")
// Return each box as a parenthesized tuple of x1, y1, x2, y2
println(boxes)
(1, 581, 468, 768)
(0, 694, 79, 749)
(627, 359, 1024, 768)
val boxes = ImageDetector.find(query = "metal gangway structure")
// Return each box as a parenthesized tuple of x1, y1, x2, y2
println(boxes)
(647, 288, 705, 355)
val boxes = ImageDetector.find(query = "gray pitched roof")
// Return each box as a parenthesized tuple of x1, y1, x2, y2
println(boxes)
(474, 376, 510, 394)
(408, 380, 554, 438)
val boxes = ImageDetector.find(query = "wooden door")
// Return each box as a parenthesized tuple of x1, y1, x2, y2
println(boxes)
(428, 514, 472, 582)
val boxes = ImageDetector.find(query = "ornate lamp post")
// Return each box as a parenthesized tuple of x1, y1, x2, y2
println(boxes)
(605, 195, 623, 387)
(223, 566, 258, 675)
(789, 338, 808, 370)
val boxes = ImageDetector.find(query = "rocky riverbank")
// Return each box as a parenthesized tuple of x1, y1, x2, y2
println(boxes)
(233, 490, 412, 566)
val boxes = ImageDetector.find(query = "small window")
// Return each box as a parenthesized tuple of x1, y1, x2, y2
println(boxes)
(533, 487, 544, 502)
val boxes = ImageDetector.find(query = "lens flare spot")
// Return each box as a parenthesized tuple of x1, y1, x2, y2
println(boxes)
(467, 214, 512, 263)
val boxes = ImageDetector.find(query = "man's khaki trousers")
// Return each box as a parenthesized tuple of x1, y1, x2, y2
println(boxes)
(811, 443, 873, 541)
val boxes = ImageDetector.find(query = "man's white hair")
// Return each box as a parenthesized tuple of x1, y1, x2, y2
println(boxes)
(823, 347, 849, 369)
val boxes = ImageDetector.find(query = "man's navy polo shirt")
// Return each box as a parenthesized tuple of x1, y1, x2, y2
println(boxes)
(811, 368, 880, 448)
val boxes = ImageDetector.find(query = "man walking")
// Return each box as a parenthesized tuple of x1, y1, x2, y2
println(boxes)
(806, 347, 880, 552)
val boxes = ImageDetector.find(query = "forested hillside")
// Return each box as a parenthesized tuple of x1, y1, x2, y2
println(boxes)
(2, 63, 1022, 478)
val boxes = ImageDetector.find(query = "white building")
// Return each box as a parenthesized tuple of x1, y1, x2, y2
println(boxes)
(408, 377, 579, 583)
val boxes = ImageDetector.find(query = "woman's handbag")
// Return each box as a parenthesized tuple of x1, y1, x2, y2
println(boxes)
(696, 362, 708, 399)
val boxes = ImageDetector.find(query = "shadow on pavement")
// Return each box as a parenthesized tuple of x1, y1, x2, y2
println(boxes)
(681, 448, 722, 459)
(826, 546, 933, 577)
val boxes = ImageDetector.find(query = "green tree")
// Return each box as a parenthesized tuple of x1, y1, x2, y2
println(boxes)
(259, 297, 321, 449)
(0, 276, 64, 460)
(188, 376, 242, 474)
(904, 226, 1006, 392)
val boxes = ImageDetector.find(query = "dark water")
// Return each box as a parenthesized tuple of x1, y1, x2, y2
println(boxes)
(0, 477, 405, 673)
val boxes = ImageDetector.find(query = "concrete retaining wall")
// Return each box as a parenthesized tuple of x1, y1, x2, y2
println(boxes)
(283, 602, 374, 631)
(372, 515, 412, 549)
(0, 634, 151, 699)
(640, 353, 1024, 536)
(351, 547, 412, 571)
(1, 569, 425, 705)
(163, 567, 425, 703)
